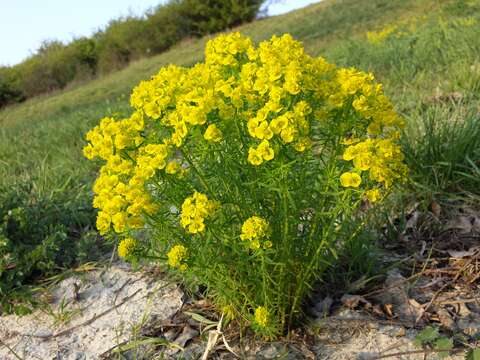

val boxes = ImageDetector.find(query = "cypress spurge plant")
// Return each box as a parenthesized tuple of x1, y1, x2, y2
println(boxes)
(84, 32, 407, 337)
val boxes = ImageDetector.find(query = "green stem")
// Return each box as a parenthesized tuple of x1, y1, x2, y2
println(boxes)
(181, 149, 215, 197)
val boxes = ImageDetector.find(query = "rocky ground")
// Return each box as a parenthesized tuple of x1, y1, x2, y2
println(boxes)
(0, 263, 183, 359)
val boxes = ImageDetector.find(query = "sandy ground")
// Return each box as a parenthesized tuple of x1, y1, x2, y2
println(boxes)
(0, 263, 183, 360)
(311, 313, 465, 360)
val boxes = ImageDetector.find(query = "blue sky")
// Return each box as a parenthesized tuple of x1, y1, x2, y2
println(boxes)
(0, 0, 321, 66)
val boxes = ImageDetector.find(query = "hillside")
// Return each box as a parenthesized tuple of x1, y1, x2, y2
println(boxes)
(0, 0, 444, 124)
(1, 0, 479, 357)
(0, 0, 461, 198)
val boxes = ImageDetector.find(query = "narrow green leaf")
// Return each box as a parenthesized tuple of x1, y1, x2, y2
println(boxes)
(114, 337, 182, 353)
(184, 311, 217, 325)
(466, 349, 480, 360)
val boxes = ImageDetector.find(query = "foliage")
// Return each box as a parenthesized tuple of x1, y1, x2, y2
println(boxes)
(175, 0, 263, 36)
(0, 0, 265, 108)
(0, 182, 102, 314)
(12, 39, 98, 98)
(83, 33, 407, 336)
(414, 326, 454, 359)
(467, 349, 480, 360)
(95, 17, 151, 73)
(0, 67, 25, 107)
(402, 108, 480, 199)
(0, 100, 122, 312)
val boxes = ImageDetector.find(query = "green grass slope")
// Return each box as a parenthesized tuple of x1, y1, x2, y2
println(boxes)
(1, 0, 479, 308)
(0, 0, 460, 193)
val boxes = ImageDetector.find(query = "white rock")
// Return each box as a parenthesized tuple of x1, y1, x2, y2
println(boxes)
(0, 263, 183, 360)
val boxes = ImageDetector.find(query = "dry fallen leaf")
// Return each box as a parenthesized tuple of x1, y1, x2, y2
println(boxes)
(384, 303, 394, 318)
(341, 294, 370, 309)
(447, 247, 478, 259)
(373, 269, 424, 325)
(434, 306, 455, 330)
(431, 201, 441, 217)
(165, 325, 199, 355)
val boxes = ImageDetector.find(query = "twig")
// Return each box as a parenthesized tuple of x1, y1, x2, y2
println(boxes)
(0, 338, 24, 360)
(113, 278, 132, 305)
(415, 257, 474, 324)
(436, 298, 479, 305)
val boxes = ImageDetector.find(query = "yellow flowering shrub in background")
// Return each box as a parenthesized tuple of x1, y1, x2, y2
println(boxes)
(366, 16, 425, 45)
(84, 32, 407, 337)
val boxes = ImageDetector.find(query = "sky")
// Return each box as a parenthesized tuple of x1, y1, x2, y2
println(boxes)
(0, 0, 321, 66)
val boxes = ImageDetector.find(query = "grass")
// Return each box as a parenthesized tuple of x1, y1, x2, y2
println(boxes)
(1, 0, 479, 310)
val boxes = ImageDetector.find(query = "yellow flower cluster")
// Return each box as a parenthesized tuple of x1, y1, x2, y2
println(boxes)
(254, 306, 269, 327)
(453, 17, 477, 27)
(341, 137, 407, 191)
(333, 67, 407, 195)
(340, 172, 361, 188)
(180, 192, 217, 234)
(84, 115, 160, 236)
(365, 188, 382, 203)
(366, 17, 427, 45)
(82, 31, 409, 337)
(247, 140, 274, 166)
(167, 245, 188, 271)
(84, 31, 406, 244)
(367, 24, 398, 44)
(117, 237, 138, 259)
(204, 124, 223, 143)
(240, 216, 272, 250)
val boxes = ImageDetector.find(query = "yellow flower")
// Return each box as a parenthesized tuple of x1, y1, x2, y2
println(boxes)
(365, 189, 381, 203)
(340, 172, 362, 188)
(204, 124, 223, 142)
(166, 161, 180, 174)
(241, 216, 270, 249)
(180, 192, 216, 234)
(293, 137, 311, 152)
(257, 140, 274, 161)
(280, 126, 295, 143)
(112, 212, 128, 233)
(270, 115, 289, 134)
(83, 144, 95, 159)
(167, 245, 188, 271)
(353, 153, 371, 171)
(254, 121, 273, 140)
(96, 211, 111, 235)
(118, 237, 138, 258)
(248, 147, 263, 166)
(254, 306, 269, 327)
(352, 95, 369, 112)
